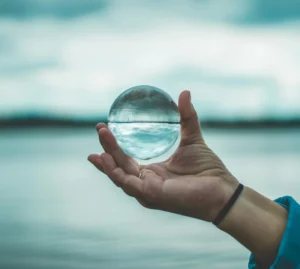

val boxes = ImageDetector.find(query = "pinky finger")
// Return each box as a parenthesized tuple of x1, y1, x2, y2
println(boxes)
(101, 153, 144, 198)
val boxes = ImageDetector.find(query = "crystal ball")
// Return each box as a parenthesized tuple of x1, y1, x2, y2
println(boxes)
(108, 85, 180, 160)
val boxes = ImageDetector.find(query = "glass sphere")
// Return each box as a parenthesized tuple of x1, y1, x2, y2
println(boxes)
(108, 85, 180, 160)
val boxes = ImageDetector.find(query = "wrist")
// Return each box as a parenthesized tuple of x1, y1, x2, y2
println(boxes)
(218, 186, 288, 265)
(213, 183, 244, 226)
(207, 176, 239, 223)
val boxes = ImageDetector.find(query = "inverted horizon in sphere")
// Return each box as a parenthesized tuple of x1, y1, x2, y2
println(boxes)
(108, 85, 180, 160)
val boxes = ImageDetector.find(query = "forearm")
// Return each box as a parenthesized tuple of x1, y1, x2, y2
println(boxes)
(218, 186, 288, 266)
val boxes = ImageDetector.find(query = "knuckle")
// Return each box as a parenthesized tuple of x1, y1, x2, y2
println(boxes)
(122, 178, 138, 197)
(110, 168, 124, 187)
(121, 178, 131, 194)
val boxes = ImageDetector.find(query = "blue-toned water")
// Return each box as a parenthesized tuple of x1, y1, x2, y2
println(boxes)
(108, 123, 180, 160)
(0, 128, 300, 269)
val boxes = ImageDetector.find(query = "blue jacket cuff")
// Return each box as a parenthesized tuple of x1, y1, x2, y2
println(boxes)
(248, 196, 300, 269)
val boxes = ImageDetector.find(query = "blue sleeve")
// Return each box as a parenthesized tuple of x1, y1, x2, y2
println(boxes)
(248, 196, 300, 269)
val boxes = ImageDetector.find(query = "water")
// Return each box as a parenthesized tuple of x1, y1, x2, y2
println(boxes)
(0, 128, 300, 269)
(108, 122, 180, 160)
(108, 85, 180, 160)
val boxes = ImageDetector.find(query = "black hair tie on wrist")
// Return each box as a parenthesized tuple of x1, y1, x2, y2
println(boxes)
(213, 183, 244, 226)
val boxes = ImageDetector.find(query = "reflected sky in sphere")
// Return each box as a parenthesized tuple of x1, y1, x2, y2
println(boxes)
(108, 85, 180, 160)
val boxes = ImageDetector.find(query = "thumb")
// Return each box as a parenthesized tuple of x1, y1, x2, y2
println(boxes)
(178, 90, 203, 145)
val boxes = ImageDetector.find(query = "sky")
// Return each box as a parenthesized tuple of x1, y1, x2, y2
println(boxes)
(0, 0, 300, 120)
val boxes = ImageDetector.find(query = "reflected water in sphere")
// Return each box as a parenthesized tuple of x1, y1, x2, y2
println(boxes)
(108, 85, 180, 160)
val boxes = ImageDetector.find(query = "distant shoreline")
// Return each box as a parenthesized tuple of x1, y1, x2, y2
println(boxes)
(1, 117, 300, 129)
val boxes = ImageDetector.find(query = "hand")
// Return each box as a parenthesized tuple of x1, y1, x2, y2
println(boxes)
(88, 91, 239, 222)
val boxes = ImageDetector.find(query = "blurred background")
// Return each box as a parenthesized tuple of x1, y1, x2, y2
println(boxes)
(0, 0, 300, 268)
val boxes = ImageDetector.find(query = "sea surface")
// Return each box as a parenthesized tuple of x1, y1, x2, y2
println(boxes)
(0, 128, 300, 269)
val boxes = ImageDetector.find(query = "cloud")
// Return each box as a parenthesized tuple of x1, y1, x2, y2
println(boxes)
(0, 2, 300, 119)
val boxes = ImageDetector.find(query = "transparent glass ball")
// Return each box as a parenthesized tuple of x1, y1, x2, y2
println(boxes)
(108, 85, 180, 160)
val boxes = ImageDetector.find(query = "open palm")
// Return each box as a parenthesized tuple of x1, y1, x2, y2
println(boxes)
(88, 91, 238, 222)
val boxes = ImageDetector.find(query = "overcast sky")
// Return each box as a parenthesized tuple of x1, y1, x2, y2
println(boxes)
(0, 0, 300, 120)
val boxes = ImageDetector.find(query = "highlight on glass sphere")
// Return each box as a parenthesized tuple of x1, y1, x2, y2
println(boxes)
(108, 85, 180, 160)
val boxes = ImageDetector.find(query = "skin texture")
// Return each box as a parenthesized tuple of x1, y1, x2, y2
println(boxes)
(88, 91, 238, 222)
(88, 90, 288, 267)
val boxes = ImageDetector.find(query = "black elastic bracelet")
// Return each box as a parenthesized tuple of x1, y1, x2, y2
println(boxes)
(213, 183, 244, 226)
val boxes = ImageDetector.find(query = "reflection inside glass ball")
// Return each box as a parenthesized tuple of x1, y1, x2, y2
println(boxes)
(108, 85, 180, 160)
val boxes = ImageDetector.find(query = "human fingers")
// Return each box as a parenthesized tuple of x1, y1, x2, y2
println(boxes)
(88, 154, 104, 173)
(101, 153, 143, 197)
(96, 122, 108, 132)
(178, 90, 203, 146)
(98, 128, 140, 176)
